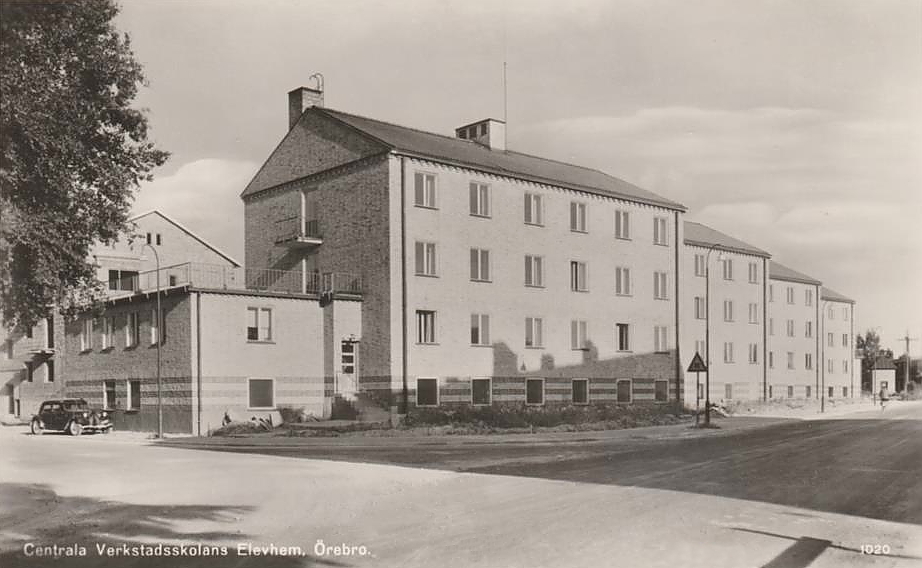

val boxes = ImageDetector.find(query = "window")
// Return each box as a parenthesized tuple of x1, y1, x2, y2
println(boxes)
(827, 307, 835, 320)
(653, 217, 668, 245)
(341, 341, 355, 374)
(45, 360, 54, 383)
(723, 342, 734, 363)
(722, 258, 733, 280)
(127, 379, 141, 411)
(246, 307, 272, 341)
(806, 385, 812, 398)
(524, 192, 543, 225)
(524, 255, 544, 287)
(769, 285, 774, 302)
(694, 254, 706, 277)
(654, 326, 668, 353)
(572, 379, 589, 404)
(653, 271, 668, 300)
(749, 343, 759, 364)
(25, 361, 33, 382)
(414, 172, 437, 208)
(570, 202, 587, 232)
(654, 380, 668, 403)
(150, 309, 162, 345)
(843, 308, 849, 321)
(805, 289, 813, 306)
(786, 287, 795, 304)
(787, 385, 794, 398)
(248, 378, 274, 409)
(805, 321, 813, 338)
(472, 378, 492, 405)
(107, 269, 138, 292)
(617, 379, 632, 403)
(415, 241, 438, 276)
(126, 312, 139, 347)
(80, 319, 93, 351)
(101, 317, 114, 349)
(617, 323, 631, 351)
(769, 318, 775, 336)
(155, 233, 162, 246)
(787, 352, 795, 369)
(615, 210, 630, 239)
(526, 378, 545, 405)
(828, 332, 834, 347)
(570, 261, 588, 292)
(570, 320, 589, 350)
(723, 300, 734, 322)
(469, 182, 491, 217)
(470, 248, 491, 281)
(416, 378, 439, 407)
(695, 339, 706, 356)
(748, 262, 759, 283)
(769, 385, 773, 398)
(471, 314, 491, 346)
(769, 351, 774, 369)
(786, 319, 795, 337)
(416, 310, 437, 344)
(843, 360, 848, 373)
(842, 334, 848, 347)
(694, 297, 706, 319)
(805, 353, 813, 370)
(615, 266, 632, 296)
(842, 387, 848, 397)
(725, 383, 733, 400)
(829, 386, 834, 399)
(146, 232, 151, 245)
(827, 359, 834, 373)
(748, 303, 759, 324)
(103, 380, 117, 410)
(525, 317, 544, 348)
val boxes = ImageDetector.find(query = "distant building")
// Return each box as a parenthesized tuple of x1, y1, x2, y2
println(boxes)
(820, 287, 857, 400)
(767, 262, 822, 400)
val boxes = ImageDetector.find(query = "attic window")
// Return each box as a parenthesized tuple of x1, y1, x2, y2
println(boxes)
(146, 232, 152, 245)
(156, 233, 162, 246)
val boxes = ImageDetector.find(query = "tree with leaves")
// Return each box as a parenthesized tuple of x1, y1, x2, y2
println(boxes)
(0, 0, 168, 330)
(855, 329, 894, 391)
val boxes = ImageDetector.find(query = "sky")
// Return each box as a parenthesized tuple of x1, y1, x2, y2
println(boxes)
(117, 0, 922, 355)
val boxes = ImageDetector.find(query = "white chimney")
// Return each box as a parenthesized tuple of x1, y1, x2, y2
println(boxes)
(456, 118, 506, 151)
(288, 86, 323, 130)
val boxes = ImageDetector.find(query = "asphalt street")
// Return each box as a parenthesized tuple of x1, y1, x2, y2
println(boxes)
(1, 402, 920, 568)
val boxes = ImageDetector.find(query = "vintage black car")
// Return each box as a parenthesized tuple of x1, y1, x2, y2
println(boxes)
(31, 399, 112, 436)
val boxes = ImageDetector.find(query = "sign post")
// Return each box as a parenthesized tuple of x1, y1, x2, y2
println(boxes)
(687, 352, 708, 427)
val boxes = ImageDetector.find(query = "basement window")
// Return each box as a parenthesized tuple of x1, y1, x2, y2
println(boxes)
(572, 379, 589, 405)
(526, 378, 545, 405)
(248, 378, 275, 409)
(416, 378, 438, 407)
(471, 378, 492, 406)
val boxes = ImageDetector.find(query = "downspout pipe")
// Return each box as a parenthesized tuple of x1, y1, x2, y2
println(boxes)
(763, 257, 768, 401)
(399, 156, 409, 415)
(673, 211, 681, 404)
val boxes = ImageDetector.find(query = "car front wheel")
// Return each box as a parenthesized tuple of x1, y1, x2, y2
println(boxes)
(31, 419, 43, 436)
(68, 421, 83, 437)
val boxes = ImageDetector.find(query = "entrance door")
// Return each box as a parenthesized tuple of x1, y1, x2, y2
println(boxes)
(339, 340, 358, 399)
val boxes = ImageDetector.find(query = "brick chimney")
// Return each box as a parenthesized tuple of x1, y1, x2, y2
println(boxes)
(455, 118, 506, 151)
(288, 86, 323, 130)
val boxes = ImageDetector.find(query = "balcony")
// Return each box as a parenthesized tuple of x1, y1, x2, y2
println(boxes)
(132, 262, 361, 297)
(275, 217, 323, 248)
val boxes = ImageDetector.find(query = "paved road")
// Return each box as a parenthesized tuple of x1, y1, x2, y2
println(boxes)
(1, 402, 920, 567)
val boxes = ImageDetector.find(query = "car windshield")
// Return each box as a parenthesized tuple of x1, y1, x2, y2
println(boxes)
(62, 401, 88, 411)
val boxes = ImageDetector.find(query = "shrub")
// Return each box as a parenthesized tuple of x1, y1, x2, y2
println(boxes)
(210, 421, 265, 437)
(405, 402, 685, 429)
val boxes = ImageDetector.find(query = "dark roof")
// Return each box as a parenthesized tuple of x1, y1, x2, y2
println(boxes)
(683, 221, 770, 258)
(821, 286, 854, 304)
(769, 261, 822, 285)
(243, 106, 685, 210)
(871, 356, 896, 370)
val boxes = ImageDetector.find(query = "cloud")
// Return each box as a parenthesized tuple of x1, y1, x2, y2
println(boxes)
(131, 159, 258, 262)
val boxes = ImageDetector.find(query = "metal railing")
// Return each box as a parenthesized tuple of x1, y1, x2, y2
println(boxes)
(132, 262, 361, 296)
(275, 216, 322, 243)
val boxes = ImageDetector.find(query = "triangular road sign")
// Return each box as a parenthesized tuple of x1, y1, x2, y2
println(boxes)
(687, 352, 708, 373)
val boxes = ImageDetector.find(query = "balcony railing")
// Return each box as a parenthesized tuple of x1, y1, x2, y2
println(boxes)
(275, 216, 322, 247)
(131, 262, 361, 296)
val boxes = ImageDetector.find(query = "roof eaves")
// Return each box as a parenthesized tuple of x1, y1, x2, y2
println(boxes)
(683, 238, 771, 258)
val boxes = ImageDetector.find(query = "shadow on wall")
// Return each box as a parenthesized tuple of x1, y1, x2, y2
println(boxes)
(491, 341, 675, 379)
(0, 483, 352, 568)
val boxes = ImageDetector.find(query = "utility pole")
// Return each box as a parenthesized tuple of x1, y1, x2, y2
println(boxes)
(897, 331, 918, 392)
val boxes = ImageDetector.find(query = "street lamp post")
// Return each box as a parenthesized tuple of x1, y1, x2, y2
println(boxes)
(704, 245, 725, 427)
(820, 301, 828, 414)
(142, 244, 163, 439)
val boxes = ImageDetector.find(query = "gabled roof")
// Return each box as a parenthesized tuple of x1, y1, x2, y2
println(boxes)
(821, 286, 854, 304)
(769, 261, 822, 286)
(243, 106, 685, 211)
(683, 221, 770, 258)
(130, 210, 241, 267)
